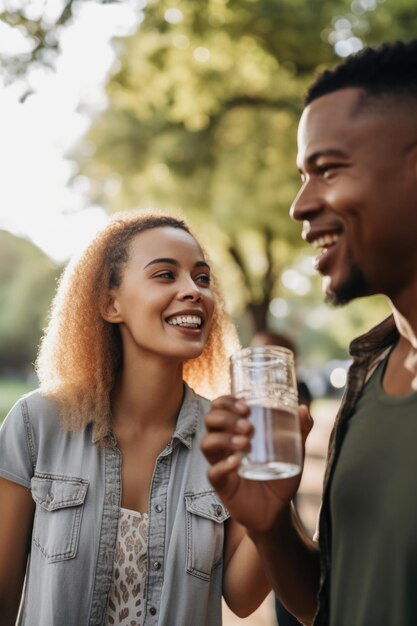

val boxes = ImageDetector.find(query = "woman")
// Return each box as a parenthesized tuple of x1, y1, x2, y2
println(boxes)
(0, 211, 270, 625)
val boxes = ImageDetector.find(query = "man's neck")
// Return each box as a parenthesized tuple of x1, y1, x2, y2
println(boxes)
(388, 302, 417, 393)
(391, 304, 417, 350)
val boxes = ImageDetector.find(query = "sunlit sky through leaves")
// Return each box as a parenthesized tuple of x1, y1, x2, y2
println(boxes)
(0, 1, 143, 263)
(0, 0, 367, 265)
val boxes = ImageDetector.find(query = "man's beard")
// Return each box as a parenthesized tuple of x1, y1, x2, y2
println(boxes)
(325, 263, 369, 307)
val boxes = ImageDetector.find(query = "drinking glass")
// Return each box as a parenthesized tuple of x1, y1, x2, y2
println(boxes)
(230, 346, 302, 480)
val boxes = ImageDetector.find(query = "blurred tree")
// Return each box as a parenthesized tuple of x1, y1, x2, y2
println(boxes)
(0, 231, 60, 375)
(1, 0, 415, 352)
(81, 0, 358, 332)
(80, 0, 417, 334)
(0, 0, 119, 86)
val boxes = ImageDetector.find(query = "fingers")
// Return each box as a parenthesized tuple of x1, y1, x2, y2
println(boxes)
(209, 395, 250, 418)
(203, 393, 250, 432)
(201, 395, 252, 470)
(206, 454, 241, 493)
(200, 429, 250, 464)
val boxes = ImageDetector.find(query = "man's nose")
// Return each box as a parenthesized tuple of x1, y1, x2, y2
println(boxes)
(290, 180, 323, 222)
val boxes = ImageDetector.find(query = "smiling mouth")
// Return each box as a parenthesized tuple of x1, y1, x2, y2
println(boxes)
(166, 315, 203, 329)
(310, 233, 340, 250)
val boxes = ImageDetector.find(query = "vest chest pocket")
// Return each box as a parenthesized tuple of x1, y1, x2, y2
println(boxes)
(185, 491, 230, 581)
(31, 474, 89, 563)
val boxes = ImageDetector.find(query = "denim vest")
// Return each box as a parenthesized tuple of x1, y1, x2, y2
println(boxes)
(0, 385, 229, 625)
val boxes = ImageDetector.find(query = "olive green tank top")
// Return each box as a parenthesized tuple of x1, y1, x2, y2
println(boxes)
(330, 356, 417, 626)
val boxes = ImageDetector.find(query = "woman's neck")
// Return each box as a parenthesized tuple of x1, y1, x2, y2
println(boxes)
(111, 357, 185, 430)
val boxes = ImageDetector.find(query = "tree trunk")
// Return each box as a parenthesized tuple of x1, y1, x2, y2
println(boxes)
(228, 226, 278, 334)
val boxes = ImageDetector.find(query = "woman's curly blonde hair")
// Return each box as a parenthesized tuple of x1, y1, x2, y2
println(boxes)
(36, 210, 240, 442)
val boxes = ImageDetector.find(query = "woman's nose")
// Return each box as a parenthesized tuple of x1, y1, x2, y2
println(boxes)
(178, 278, 202, 301)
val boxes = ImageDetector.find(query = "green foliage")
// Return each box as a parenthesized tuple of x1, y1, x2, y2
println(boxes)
(0, 231, 61, 373)
(80, 0, 415, 342)
(82, 0, 356, 330)
(2, 0, 415, 361)
(0, 0, 119, 85)
(267, 288, 391, 365)
(344, 0, 417, 46)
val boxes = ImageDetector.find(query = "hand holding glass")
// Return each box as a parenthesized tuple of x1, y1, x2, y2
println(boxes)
(230, 346, 302, 480)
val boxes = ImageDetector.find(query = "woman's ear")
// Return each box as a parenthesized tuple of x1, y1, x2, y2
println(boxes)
(100, 291, 123, 323)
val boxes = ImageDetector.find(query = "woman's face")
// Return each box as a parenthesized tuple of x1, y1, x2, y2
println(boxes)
(105, 226, 215, 364)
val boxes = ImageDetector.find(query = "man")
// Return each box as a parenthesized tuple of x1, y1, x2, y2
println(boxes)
(200, 39, 417, 626)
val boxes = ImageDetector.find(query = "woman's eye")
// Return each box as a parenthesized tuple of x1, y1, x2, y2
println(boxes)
(155, 271, 175, 279)
(196, 274, 211, 286)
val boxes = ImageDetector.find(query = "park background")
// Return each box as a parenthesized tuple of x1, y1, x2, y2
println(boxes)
(0, 1, 415, 623)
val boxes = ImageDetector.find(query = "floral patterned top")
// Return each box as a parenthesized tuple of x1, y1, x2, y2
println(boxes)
(105, 508, 149, 626)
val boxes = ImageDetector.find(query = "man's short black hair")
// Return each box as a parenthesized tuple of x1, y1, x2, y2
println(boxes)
(305, 39, 417, 107)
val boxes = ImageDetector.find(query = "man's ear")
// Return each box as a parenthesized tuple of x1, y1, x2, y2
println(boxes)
(100, 291, 123, 323)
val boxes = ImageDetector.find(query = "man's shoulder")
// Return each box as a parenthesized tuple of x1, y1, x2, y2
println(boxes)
(350, 314, 397, 356)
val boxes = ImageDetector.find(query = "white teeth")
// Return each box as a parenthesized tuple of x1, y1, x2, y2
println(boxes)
(167, 315, 203, 328)
(311, 233, 340, 249)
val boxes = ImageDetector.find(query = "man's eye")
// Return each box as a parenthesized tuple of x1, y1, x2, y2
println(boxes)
(317, 164, 340, 178)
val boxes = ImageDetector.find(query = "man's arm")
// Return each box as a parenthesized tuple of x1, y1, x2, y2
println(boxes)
(249, 504, 320, 625)
(222, 519, 271, 617)
(200, 396, 320, 625)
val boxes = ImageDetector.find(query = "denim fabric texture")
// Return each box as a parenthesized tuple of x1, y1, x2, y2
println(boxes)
(0, 385, 229, 626)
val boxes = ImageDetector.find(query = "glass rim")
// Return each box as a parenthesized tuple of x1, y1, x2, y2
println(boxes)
(230, 345, 295, 362)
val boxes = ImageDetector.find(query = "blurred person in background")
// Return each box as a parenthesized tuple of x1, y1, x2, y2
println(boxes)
(201, 39, 417, 626)
(0, 210, 271, 625)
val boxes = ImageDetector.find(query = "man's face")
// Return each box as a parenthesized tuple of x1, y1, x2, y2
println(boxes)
(290, 88, 417, 306)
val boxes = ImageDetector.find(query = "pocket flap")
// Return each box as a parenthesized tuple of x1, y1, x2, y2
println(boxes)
(31, 475, 88, 511)
(185, 491, 229, 523)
